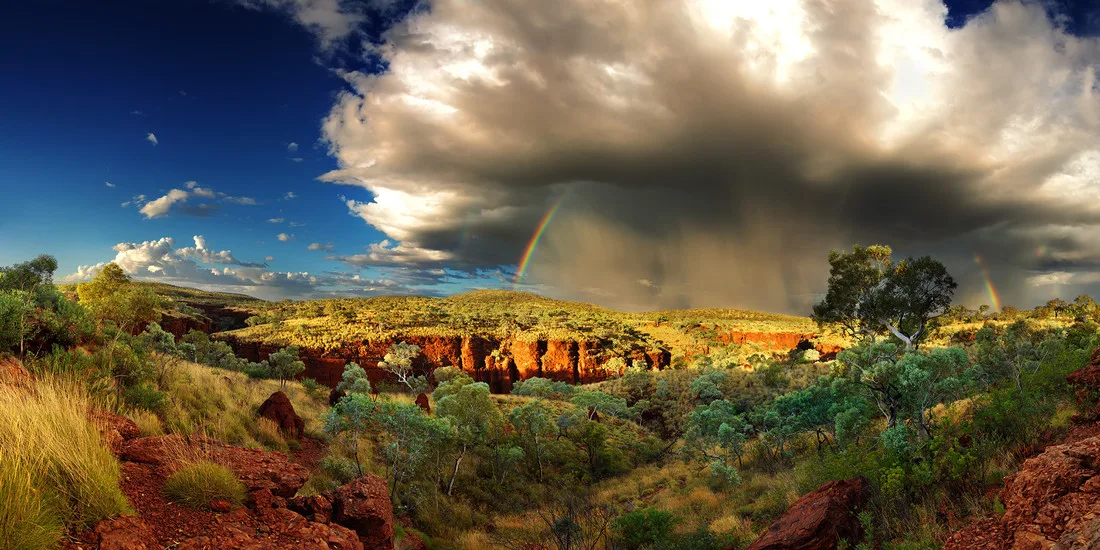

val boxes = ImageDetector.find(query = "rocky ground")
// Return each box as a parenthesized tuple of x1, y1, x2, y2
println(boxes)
(942, 353, 1100, 550)
(64, 399, 400, 550)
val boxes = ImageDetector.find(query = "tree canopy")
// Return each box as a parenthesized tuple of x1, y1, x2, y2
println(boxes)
(812, 245, 956, 349)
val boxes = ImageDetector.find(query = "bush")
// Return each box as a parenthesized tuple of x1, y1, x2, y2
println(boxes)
(123, 383, 168, 413)
(301, 377, 324, 395)
(163, 461, 246, 510)
(613, 508, 680, 549)
(321, 456, 359, 485)
(0, 377, 131, 550)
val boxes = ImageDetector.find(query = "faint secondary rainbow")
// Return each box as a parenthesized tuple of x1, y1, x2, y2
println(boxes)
(973, 254, 1002, 312)
(514, 199, 564, 285)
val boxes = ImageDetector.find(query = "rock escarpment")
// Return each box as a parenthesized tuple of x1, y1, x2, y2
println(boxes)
(218, 334, 671, 393)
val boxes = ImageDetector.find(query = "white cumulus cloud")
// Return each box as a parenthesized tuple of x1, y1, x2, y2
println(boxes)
(139, 189, 188, 219)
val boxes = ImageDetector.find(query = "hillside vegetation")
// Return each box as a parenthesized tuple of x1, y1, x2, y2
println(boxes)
(7, 249, 1100, 549)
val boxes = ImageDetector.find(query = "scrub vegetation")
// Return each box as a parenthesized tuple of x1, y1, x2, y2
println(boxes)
(3, 247, 1100, 548)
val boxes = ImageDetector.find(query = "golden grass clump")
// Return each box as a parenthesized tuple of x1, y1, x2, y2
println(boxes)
(254, 416, 289, 450)
(0, 376, 132, 550)
(163, 460, 246, 510)
(128, 408, 164, 436)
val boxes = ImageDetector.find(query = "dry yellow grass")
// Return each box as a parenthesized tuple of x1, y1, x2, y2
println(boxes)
(158, 360, 330, 448)
(128, 408, 164, 436)
(0, 375, 132, 550)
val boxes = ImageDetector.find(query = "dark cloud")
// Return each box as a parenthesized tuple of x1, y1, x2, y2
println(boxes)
(314, 0, 1100, 312)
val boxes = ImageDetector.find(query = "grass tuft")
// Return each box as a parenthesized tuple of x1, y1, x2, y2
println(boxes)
(0, 376, 132, 550)
(163, 460, 246, 510)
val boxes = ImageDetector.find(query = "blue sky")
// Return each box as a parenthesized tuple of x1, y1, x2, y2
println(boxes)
(1, 1, 1099, 312)
(0, 0, 490, 299)
(0, 1, 374, 272)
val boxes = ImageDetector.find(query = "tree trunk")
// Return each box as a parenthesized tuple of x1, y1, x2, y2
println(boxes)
(447, 445, 465, 496)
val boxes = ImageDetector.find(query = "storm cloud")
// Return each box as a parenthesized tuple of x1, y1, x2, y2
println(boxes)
(319, 0, 1100, 312)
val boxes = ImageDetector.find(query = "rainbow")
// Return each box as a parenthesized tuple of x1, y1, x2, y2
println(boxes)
(514, 199, 563, 285)
(973, 254, 1002, 312)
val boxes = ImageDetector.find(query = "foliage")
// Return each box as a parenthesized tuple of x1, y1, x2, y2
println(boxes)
(508, 400, 558, 481)
(612, 508, 680, 549)
(433, 368, 475, 401)
(435, 382, 502, 494)
(513, 377, 578, 399)
(337, 362, 372, 395)
(163, 461, 246, 510)
(380, 341, 427, 393)
(570, 390, 630, 420)
(0, 256, 93, 356)
(813, 245, 956, 349)
(181, 330, 248, 371)
(77, 263, 164, 333)
(833, 343, 970, 442)
(267, 345, 306, 389)
(684, 399, 749, 482)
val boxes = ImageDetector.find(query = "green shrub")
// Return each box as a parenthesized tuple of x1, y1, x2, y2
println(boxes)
(163, 461, 246, 510)
(301, 377, 324, 394)
(123, 384, 167, 413)
(321, 456, 359, 485)
(243, 362, 271, 379)
(613, 508, 680, 549)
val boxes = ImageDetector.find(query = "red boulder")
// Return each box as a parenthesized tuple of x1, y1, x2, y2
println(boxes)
(290, 494, 334, 524)
(90, 409, 142, 455)
(0, 355, 33, 387)
(414, 393, 431, 414)
(257, 391, 305, 439)
(945, 434, 1100, 549)
(330, 387, 347, 406)
(332, 475, 395, 550)
(745, 476, 870, 550)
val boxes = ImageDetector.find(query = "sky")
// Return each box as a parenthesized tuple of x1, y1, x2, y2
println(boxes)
(1, 0, 1099, 313)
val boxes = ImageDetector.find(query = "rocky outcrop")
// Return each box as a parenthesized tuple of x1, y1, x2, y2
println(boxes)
(90, 409, 142, 455)
(121, 435, 309, 498)
(217, 334, 670, 393)
(258, 391, 305, 439)
(176, 507, 363, 550)
(943, 433, 1100, 550)
(744, 476, 870, 550)
(1068, 349, 1100, 419)
(157, 313, 214, 339)
(0, 355, 33, 387)
(333, 475, 396, 550)
(93, 516, 159, 550)
(414, 393, 431, 414)
(290, 494, 335, 524)
(68, 434, 391, 550)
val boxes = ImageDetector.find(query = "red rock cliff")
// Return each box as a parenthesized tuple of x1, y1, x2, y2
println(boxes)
(217, 334, 670, 392)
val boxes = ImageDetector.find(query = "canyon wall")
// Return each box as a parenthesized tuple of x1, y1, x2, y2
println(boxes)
(217, 334, 671, 393)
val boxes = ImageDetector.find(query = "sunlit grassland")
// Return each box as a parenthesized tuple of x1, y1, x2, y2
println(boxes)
(0, 375, 131, 550)
(148, 360, 331, 450)
(216, 289, 836, 364)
